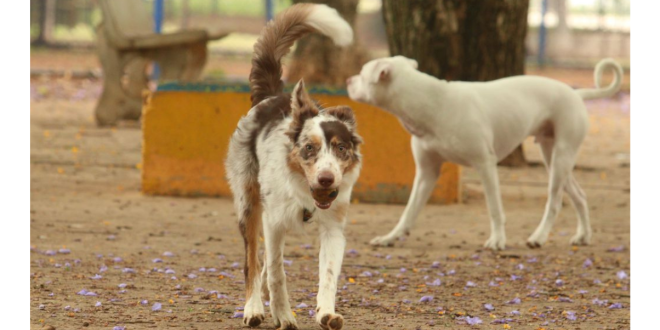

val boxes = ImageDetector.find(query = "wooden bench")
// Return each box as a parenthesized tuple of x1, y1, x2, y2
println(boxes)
(95, 0, 229, 126)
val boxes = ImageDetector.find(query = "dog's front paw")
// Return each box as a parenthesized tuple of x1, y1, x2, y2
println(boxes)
(484, 233, 506, 250)
(570, 230, 592, 246)
(369, 235, 396, 247)
(243, 313, 265, 328)
(273, 311, 298, 330)
(317, 313, 344, 330)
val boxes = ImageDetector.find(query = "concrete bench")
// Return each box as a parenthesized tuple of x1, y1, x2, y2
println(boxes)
(95, 0, 229, 126)
(141, 83, 461, 205)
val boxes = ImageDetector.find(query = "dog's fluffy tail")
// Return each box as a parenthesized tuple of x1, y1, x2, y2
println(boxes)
(249, 3, 353, 106)
(576, 58, 624, 100)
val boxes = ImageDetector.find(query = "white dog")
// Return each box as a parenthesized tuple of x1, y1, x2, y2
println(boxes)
(226, 4, 361, 330)
(347, 56, 622, 250)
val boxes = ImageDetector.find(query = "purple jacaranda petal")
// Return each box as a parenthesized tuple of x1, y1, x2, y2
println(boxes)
(489, 281, 500, 287)
(296, 303, 308, 308)
(507, 297, 521, 304)
(557, 297, 573, 303)
(578, 289, 588, 294)
(231, 262, 240, 268)
(301, 243, 313, 249)
(217, 294, 229, 299)
(54, 263, 62, 268)
(491, 318, 514, 325)
(283, 260, 293, 267)
(427, 278, 441, 286)
(77, 289, 88, 295)
(99, 265, 108, 273)
(509, 310, 520, 316)
(118, 283, 128, 288)
(419, 296, 434, 303)
(218, 271, 234, 278)
(122, 268, 136, 274)
(377, 278, 385, 284)
(447, 269, 456, 275)
(152, 258, 163, 263)
(233, 311, 244, 318)
(113, 327, 126, 330)
(85, 291, 98, 296)
(95, 301, 102, 307)
(555, 279, 564, 286)
(264, 301, 270, 306)
(199, 267, 206, 272)
(64, 306, 71, 311)
(527, 257, 538, 263)
(90, 274, 102, 280)
(49, 292, 54, 297)
(208, 268, 217, 272)
(165, 269, 175, 274)
(511, 274, 522, 281)
(113, 257, 123, 263)
(565, 311, 577, 321)
(484, 303, 494, 311)
(516, 263, 524, 270)
(58, 248, 71, 254)
(593, 278, 602, 284)
(361, 271, 373, 277)
(609, 303, 623, 309)
(466, 281, 477, 288)
(187, 274, 197, 279)
(431, 261, 441, 268)
(96, 253, 103, 258)
(617, 270, 628, 280)
(398, 286, 407, 291)
(583, 258, 593, 268)
(385, 255, 392, 260)
(465, 316, 483, 325)
(107, 235, 116, 241)
(194, 288, 205, 293)
(152, 302, 162, 311)
(44, 250, 56, 256)
(39, 304, 45, 310)
(607, 245, 625, 252)
(592, 298, 608, 306)
(346, 249, 359, 256)
(402, 299, 412, 304)
(140, 300, 148, 305)
(309, 309, 316, 317)
(171, 276, 177, 280)
(163, 251, 175, 257)
(400, 268, 407, 273)
(119, 290, 126, 294)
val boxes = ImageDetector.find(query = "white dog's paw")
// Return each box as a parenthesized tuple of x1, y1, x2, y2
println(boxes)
(526, 231, 549, 249)
(272, 309, 298, 330)
(317, 312, 344, 330)
(243, 297, 266, 327)
(570, 231, 592, 246)
(484, 233, 506, 250)
(369, 234, 397, 247)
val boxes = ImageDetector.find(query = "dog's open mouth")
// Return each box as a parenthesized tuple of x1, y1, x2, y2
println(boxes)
(310, 188, 339, 210)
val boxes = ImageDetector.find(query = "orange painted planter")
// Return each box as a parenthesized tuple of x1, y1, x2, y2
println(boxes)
(142, 83, 460, 204)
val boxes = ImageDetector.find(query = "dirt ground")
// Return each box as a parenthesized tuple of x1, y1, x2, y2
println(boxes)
(30, 61, 630, 329)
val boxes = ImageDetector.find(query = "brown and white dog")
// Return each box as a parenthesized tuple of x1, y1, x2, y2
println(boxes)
(225, 4, 361, 330)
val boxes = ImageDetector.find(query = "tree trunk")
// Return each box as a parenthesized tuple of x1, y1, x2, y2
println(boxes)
(286, 0, 369, 87)
(181, 0, 190, 29)
(382, 0, 530, 167)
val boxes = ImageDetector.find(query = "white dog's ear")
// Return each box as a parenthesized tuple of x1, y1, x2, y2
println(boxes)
(370, 61, 391, 83)
(408, 59, 418, 70)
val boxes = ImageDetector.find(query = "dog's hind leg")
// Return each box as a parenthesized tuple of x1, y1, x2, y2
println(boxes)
(370, 137, 442, 246)
(527, 141, 578, 248)
(315, 219, 346, 330)
(264, 214, 297, 329)
(239, 185, 266, 327)
(475, 157, 507, 250)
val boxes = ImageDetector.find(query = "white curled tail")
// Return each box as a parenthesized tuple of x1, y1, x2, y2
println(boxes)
(576, 58, 624, 100)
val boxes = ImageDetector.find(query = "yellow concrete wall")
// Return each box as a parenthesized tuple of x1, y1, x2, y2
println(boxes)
(142, 91, 460, 204)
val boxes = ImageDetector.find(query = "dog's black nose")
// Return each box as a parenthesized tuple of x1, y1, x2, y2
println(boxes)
(318, 172, 335, 188)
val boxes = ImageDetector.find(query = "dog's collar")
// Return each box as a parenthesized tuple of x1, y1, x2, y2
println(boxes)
(303, 207, 315, 222)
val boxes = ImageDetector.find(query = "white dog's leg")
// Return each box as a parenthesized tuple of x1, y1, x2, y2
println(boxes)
(476, 159, 507, 250)
(260, 250, 269, 302)
(315, 219, 346, 330)
(527, 144, 576, 248)
(370, 137, 442, 246)
(536, 140, 591, 246)
(263, 217, 297, 329)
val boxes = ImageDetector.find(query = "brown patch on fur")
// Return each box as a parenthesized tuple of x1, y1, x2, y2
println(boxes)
(250, 95, 292, 157)
(324, 106, 356, 126)
(286, 81, 320, 143)
(320, 120, 361, 174)
(287, 135, 322, 177)
(249, 4, 316, 106)
(240, 182, 262, 299)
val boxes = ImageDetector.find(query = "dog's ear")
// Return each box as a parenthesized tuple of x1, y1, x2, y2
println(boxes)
(325, 106, 356, 127)
(287, 79, 319, 142)
(408, 59, 418, 70)
(370, 61, 391, 83)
